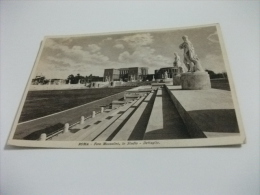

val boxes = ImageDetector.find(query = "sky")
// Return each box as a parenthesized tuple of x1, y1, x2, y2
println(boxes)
(35, 25, 226, 79)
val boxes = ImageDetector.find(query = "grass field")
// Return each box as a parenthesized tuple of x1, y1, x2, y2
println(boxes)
(19, 87, 133, 123)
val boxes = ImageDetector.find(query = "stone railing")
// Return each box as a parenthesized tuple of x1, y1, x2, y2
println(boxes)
(39, 109, 104, 141)
(15, 91, 126, 140)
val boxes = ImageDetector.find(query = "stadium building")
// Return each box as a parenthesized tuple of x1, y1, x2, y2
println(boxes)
(103, 67, 148, 82)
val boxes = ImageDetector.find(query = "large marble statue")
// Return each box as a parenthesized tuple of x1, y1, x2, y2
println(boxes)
(179, 35, 204, 72)
(173, 52, 188, 73)
(164, 71, 168, 79)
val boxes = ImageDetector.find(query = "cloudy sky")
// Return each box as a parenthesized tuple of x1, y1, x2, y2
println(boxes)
(36, 25, 226, 79)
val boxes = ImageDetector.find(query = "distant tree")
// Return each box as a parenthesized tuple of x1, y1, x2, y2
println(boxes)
(67, 74, 74, 80)
(205, 69, 215, 77)
(205, 69, 226, 79)
(67, 74, 75, 84)
(74, 73, 80, 83)
(32, 75, 46, 85)
(222, 72, 228, 79)
(88, 74, 93, 83)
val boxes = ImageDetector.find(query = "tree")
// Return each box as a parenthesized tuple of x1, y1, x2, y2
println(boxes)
(205, 69, 226, 79)
(67, 74, 74, 84)
(67, 74, 74, 80)
(88, 74, 93, 83)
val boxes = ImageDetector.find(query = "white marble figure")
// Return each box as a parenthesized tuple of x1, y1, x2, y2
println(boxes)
(173, 52, 188, 74)
(164, 71, 168, 79)
(173, 52, 182, 68)
(179, 35, 204, 72)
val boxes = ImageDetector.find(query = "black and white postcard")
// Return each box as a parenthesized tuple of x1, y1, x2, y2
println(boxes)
(7, 24, 245, 148)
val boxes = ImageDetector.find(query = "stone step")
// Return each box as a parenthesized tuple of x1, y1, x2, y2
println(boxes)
(124, 86, 152, 101)
(112, 100, 125, 109)
(49, 131, 73, 141)
(151, 83, 164, 90)
(64, 100, 138, 141)
(94, 107, 136, 141)
(203, 132, 240, 138)
(143, 87, 190, 140)
(80, 97, 146, 141)
(81, 112, 124, 141)
(143, 89, 163, 139)
(70, 109, 112, 130)
(165, 85, 240, 138)
(94, 93, 154, 141)
(143, 91, 154, 102)
(112, 95, 151, 141)
(132, 96, 145, 107)
(50, 109, 114, 141)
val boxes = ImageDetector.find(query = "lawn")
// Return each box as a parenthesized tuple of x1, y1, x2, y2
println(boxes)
(19, 87, 133, 123)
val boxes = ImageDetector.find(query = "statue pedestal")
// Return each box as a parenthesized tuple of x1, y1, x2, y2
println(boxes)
(163, 78, 173, 84)
(180, 72, 211, 90)
(173, 75, 181, 86)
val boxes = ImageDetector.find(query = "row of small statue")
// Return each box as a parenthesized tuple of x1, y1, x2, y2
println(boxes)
(173, 35, 204, 74)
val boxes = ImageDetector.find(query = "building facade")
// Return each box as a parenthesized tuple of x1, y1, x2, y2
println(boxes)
(103, 67, 148, 82)
(154, 67, 175, 80)
(103, 69, 120, 82)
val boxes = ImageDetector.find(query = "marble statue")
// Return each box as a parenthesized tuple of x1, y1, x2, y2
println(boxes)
(179, 35, 204, 72)
(173, 52, 182, 67)
(164, 71, 168, 79)
(173, 52, 188, 74)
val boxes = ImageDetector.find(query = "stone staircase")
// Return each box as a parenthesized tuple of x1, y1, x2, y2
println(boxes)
(143, 87, 190, 140)
(51, 99, 139, 141)
(49, 85, 191, 141)
(48, 84, 240, 141)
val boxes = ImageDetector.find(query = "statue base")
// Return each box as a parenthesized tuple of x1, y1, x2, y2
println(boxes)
(180, 72, 211, 90)
(173, 75, 181, 86)
(163, 78, 173, 84)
